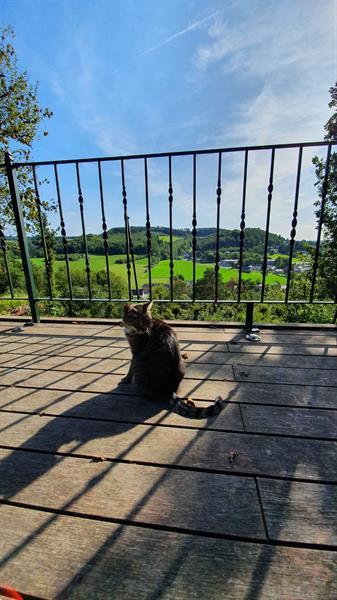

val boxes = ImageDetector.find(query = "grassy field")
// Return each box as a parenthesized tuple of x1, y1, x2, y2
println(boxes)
(31, 255, 287, 287)
(268, 253, 301, 262)
(157, 235, 181, 242)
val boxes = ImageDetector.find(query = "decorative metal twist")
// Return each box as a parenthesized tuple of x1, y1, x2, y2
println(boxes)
(32, 166, 53, 298)
(121, 160, 132, 299)
(191, 154, 197, 301)
(261, 149, 275, 301)
(0, 220, 14, 297)
(98, 161, 111, 299)
(214, 152, 222, 302)
(168, 157, 174, 301)
(54, 164, 72, 304)
(0, 221, 7, 253)
(144, 158, 152, 299)
(261, 182, 274, 277)
(76, 163, 91, 298)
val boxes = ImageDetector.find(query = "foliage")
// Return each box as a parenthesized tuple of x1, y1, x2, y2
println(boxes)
(312, 82, 337, 300)
(0, 25, 53, 230)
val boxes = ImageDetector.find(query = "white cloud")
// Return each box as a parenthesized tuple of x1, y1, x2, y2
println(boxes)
(193, 0, 336, 145)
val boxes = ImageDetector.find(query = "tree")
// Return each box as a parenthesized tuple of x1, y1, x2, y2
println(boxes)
(0, 26, 53, 229)
(312, 82, 337, 299)
(195, 267, 227, 300)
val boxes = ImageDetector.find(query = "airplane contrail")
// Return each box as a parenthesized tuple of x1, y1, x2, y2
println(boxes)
(139, 10, 221, 57)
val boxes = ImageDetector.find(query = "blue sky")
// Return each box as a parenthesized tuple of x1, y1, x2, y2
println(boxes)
(1, 0, 337, 238)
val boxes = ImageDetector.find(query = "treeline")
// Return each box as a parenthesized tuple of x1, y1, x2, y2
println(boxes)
(26, 226, 314, 262)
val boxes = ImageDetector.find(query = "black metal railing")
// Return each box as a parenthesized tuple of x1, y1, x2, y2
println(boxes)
(0, 141, 336, 326)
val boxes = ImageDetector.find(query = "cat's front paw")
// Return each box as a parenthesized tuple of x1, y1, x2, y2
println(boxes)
(120, 375, 132, 384)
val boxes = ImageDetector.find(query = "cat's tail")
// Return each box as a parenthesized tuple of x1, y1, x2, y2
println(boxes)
(169, 394, 225, 419)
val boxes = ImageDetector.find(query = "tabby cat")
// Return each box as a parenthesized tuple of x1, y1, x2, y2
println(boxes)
(121, 301, 224, 418)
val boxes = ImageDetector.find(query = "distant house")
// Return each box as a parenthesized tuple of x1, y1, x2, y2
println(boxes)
(293, 263, 310, 273)
(219, 259, 238, 268)
(132, 289, 145, 298)
(246, 264, 261, 272)
(142, 283, 170, 297)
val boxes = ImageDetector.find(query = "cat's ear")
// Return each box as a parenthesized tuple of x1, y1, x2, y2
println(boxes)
(123, 303, 130, 314)
(143, 300, 153, 313)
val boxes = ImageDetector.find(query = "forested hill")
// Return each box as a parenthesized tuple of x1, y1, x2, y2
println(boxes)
(28, 226, 314, 261)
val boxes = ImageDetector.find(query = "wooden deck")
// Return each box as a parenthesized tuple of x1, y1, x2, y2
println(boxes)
(0, 320, 336, 599)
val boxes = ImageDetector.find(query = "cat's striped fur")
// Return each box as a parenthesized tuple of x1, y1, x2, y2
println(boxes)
(121, 301, 224, 419)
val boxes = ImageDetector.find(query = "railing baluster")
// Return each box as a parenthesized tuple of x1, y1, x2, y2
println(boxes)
(127, 217, 139, 298)
(0, 220, 14, 298)
(76, 162, 91, 300)
(98, 161, 111, 300)
(54, 164, 73, 306)
(192, 154, 197, 302)
(238, 150, 248, 303)
(310, 144, 332, 302)
(144, 158, 152, 300)
(214, 152, 222, 303)
(32, 166, 53, 299)
(121, 159, 132, 300)
(285, 147, 303, 303)
(168, 156, 174, 302)
(261, 149, 275, 303)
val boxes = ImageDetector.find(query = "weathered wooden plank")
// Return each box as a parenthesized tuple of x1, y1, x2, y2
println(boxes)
(229, 343, 337, 356)
(3, 332, 336, 360)
(258, 478, 337, 545)
(0, 365, 227, 398)
(0, 380, 337, 411)
(1, 367, 337, 408)
(1, 505, 335, 600)
(0, 387, 244, 431)
(0, 352, 131, 374)
(0, 449, 265, 539)
(1, 347, 337, 371)
(184, 352, 337, 369)
(242, 405, 337, 438)
(1, 412, 337, 481)
(105, 330, 337, 345)
(233, 365, 337, 387)
(0, 366, 235, 393)
(0, 340, 132, 358)
(3, 324, 336, 345)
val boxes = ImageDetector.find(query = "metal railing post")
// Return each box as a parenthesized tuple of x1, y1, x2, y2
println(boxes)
(245, 302, 254, 331)
(5, 152, 40, 322)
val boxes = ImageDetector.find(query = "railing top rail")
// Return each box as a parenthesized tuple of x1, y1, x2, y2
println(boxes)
(1, 140, 335, 169)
